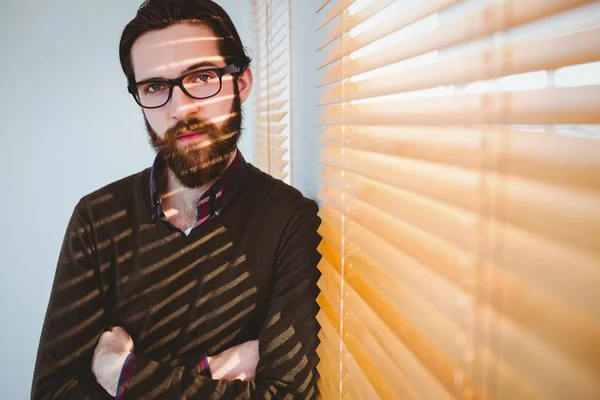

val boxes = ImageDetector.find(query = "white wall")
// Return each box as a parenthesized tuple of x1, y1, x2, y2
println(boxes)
(289, 0, 327, 202)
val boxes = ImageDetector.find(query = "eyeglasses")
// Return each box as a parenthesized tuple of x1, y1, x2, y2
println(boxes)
(128, 63, 241, 109)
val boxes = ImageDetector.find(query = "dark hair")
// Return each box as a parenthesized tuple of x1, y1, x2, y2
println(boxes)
(119, 0, 252, 85)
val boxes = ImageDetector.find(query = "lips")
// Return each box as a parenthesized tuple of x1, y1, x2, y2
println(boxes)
(176, 131, 206, 141)
(178, 130, 204, 138)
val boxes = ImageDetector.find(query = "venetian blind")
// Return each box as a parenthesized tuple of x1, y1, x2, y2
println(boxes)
(314, 0, 600, 399)
(251, 0, 292, 183)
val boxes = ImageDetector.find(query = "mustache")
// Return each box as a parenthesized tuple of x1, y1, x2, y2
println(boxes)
(163, 117, 219, 141)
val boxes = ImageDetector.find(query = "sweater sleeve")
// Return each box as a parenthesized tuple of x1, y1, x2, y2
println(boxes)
(31, 199, 113, 399)
(123, 200, 322, 399)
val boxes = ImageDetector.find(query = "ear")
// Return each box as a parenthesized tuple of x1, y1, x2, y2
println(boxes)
(236, 66, 253, 105)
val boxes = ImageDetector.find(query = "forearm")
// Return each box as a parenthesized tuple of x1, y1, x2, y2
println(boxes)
(32, 326, 113, 399)
(118, 200, 322, 399)
(123, 352, 317, 399)
(31, 199, 112, 400)
(31, 369, 113, 400)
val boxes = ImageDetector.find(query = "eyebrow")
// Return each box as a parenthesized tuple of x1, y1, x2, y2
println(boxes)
(140, 61, 221, 82)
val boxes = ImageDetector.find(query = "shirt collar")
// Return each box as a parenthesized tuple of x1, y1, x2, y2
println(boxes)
(149, 149, 248, 223)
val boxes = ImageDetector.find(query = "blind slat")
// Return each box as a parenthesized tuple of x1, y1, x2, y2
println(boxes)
(256, 144, 288, 158)
(319, 27, 600, 102)
(317, 0, 330, 14)
(256, 123, 287, 135)
(318, 0, 596, 77)
(258, 73, 288, 91)
(315, 357, 339, 398)
(317, 0, 460, 68)
(257, 86, 286, 103)
(318, 86, 600, 125)
(319, 125, 600, 191)
(317, 0, 356, 31)
(254, 154, 288, 171)
(258, 99, 287, 113)
(321, 170, 600, 321)
(317, 258, 341, 316)
(345, 246, 567, 399)
(340, 344, 383, 400)
(255, 133, 287, 146)
(320, 183, 600, 376)
(319, 145, 600, 256)
(318, 0, 395, 50)
(316, 0, 600, 395)
(320, 0, 596, 70)
(256, 111, 288, 123)
(316, 230, 342, 269)
(344, 294, 456, 400)
(347, 235, 600, 398)
(317, 292, 340, 336)
(343, 305, 424, 400)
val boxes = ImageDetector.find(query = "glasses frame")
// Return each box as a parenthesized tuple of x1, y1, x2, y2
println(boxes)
(128, 63, 242, 109)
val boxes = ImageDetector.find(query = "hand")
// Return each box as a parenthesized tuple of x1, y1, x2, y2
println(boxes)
(207, 340, 259, 381)
(92, 326, 134, 396)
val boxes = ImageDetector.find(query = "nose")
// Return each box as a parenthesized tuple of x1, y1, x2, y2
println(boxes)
(168, 86, 199, 121)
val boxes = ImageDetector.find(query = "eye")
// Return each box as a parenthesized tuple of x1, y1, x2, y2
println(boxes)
(144, 82, 167, 94)
(195, 74, 211, 83)
(187, 70, 218, 85)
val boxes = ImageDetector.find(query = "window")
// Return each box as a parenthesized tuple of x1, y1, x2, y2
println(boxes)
(251, 0, 292, 183)
(315, 0, 600, 398)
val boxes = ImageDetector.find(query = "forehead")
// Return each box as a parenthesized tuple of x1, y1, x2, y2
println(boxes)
(131, 23, 225, 81)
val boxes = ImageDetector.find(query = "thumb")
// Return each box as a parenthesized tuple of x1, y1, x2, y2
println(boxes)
(111, 326, 128, 335)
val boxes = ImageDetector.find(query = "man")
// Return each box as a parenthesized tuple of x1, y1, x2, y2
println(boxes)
(31, 0, 321, 398)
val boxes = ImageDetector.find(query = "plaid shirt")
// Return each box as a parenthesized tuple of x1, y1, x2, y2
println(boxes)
(115, 150, 245, 399)
(149, 149, 248, 236)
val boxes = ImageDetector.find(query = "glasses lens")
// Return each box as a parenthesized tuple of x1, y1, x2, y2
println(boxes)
(183, 70, 221, 99)
(136, 81, 170, 108)
(134, 70, 221, 108)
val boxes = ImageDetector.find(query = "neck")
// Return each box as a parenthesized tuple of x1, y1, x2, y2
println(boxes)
(161, 150, 237, 206)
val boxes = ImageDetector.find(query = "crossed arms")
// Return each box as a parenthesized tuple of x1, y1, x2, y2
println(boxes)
(31, 199, 321, 399)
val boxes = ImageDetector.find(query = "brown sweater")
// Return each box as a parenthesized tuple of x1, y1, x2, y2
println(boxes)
(31, 164, 321, 399)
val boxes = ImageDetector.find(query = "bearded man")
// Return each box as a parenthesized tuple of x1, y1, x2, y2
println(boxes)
(31, 1, 321, 398)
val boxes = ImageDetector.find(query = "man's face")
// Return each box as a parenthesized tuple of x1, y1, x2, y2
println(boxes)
(131, 23, 252, 188)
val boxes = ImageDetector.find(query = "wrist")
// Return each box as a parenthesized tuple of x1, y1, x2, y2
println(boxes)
(115, 353, 136, 399)
(97, 350, 132, 396)
(206, 354, 217, 371)
(199, 353, 212, 378)
(206, 353, 227, 379)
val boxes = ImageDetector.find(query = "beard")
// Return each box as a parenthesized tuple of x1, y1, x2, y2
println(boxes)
(145, 89, 242, 189)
